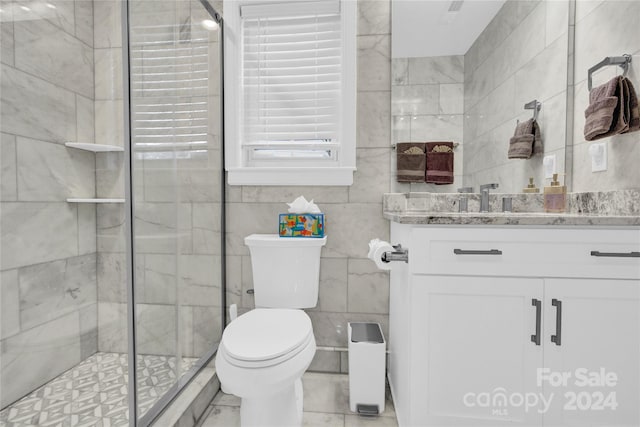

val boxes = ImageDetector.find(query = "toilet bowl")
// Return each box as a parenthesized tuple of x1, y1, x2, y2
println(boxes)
(216, 234, 326, 426)
(216, 308, 316, 427)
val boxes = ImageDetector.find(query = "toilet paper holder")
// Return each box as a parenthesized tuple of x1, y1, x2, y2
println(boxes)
(381, 244, 409, 263)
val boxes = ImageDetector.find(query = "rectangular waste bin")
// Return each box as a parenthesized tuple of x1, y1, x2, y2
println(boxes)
(348, 322, 386, 415)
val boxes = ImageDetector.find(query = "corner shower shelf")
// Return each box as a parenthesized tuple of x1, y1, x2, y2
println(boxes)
(65, 142, 124, 152)
(67, 198, 125, 203)
(65, 143, 125, 204)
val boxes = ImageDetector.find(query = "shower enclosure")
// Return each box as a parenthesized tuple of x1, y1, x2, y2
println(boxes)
(0, 0, 224, 425)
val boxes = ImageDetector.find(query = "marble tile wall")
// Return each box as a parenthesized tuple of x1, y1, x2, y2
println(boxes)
(571, 0, 640, 192)
(391, 56, 465, 193)
(463, 0, 570, 193)
(226, 0, 392, 374)
(0, 0, 98, 409)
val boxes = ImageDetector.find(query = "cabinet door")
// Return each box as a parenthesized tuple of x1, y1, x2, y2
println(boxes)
(411, 275, 544, 426)
(544, 279, 640, 426)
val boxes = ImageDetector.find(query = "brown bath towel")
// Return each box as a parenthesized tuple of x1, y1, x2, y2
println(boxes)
(583, 75, 640, 140)
(396, 142, 426, 182)
(425, 141, 454, 184)
(508, 118, 543, 159)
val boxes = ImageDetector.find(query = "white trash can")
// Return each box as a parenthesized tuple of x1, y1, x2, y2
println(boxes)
(348, 322, 386, 415)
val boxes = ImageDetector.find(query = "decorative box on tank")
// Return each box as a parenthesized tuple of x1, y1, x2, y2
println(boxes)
(279, 214, 325, 238)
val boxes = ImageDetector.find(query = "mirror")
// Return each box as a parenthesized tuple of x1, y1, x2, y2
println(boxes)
(570, 0, 640, 192)
(391, 0, 572, 194)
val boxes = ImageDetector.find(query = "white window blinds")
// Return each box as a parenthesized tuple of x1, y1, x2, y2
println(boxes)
(130, 20, 211, 160)
(240, 1, 342, 164)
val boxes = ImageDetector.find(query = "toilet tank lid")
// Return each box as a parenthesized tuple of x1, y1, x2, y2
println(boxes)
(245, 234, 327, 247)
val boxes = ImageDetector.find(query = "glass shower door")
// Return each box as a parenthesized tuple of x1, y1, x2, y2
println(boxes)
(125, 0, 224, 423)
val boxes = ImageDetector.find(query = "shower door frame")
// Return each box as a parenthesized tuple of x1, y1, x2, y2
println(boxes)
(120, 1, 226, 425)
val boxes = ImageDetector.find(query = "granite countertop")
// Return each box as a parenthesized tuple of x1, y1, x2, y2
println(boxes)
(383, 191, 640, 227)
(383, 211, 640, 226)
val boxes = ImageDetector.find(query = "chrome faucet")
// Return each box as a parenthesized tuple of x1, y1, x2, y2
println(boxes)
(479, 183, 499, 212)
(457, 187, 473, 213)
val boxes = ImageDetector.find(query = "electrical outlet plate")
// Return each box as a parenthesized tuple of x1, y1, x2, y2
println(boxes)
(543, 155, 556, 179)
(590, 142, 607, 172)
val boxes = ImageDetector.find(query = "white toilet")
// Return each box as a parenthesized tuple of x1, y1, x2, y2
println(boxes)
(215, 234, 327, 427)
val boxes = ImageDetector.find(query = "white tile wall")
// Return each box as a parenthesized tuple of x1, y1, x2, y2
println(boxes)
(93, 0, 122, 49)
(14, 19, 94, 98)
(1, 203, 79, 270)
(0, 270, 20, 340)
(357, 91, 392, 148)
(1, 311, 82, 408)
(1, 64, 77, 143)
(18, 254, 97, 331)
(1, 18, 15, 67)
(98, 301, 127, 353)
(1, 133, 17, 201)
(0, 1, 99, 407)
(16, 136, 95, 200)
(75, 0, 94, 47)
(407, 56, 464, 85)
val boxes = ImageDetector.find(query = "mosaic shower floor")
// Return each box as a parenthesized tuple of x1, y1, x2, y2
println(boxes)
(0, 352, 197, 427)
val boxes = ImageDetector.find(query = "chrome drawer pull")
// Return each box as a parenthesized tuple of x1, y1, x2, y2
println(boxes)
(590, 251, 640, 258)
(453, 249, 503, 255)
(531, 299, 541, 346)
(551, 299, 562, 346)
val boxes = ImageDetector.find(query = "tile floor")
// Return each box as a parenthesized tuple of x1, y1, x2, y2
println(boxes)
(199, 372, 399, 427)
(0, 352, 197, 427)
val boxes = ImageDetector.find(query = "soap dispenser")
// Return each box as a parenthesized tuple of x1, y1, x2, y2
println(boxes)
(543, 173, 566, 213)
(523, 177, 539, 193)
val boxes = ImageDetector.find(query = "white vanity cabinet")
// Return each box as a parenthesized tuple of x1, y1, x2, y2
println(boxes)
(543, 278, 639, 427)
(388, 224, 640, 427)
(410, 275, 545, 426)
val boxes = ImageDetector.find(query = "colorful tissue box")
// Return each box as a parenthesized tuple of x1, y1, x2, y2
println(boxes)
(279, 214, 325, 238)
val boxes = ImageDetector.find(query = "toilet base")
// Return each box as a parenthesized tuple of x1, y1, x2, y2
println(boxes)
(240, 378, 304, 427)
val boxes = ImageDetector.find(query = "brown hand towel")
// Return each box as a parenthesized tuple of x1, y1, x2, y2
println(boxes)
(584, 76, 628, 141)
(508, 118, 543, 159)
(425, 141, 454, 184)
(396, 142, 426, 182)
(532, 120, 543, 155)
(508, 135, 535, 159)
(624, 77, 640, 132)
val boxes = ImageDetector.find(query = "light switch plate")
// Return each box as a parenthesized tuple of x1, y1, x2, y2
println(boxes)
(543, 155, 556, 179)
(589, 142, 607, 172)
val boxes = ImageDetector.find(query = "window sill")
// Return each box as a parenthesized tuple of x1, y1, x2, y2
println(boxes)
(227, 167, 355, 186)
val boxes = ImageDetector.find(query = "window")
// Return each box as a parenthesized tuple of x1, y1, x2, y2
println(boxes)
(224, 0, 356, 185)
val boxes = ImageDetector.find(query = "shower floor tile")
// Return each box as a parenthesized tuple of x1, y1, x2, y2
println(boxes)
(0, 352, 197, 427)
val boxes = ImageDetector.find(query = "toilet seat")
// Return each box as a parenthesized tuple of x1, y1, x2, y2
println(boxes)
(221, 309, 313, 368)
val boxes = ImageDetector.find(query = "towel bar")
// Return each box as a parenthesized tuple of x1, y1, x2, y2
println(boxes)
(392, 142, 459, 150)
(524, 99, 541, 121)
(588, 54, 632, 91)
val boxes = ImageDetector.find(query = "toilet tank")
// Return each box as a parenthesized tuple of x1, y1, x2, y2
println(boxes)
(245, 234, 327, 309)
